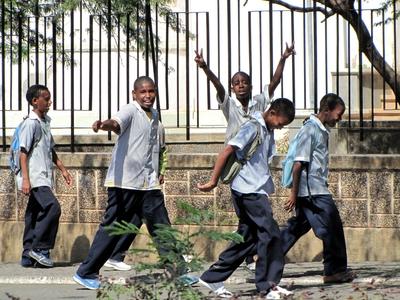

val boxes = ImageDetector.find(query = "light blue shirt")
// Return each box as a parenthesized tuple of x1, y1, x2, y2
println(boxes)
(104, 101, 165, 190)
(295, 114, 331, 197)
(218, 85, 272, 143)
(228, 111, 275, 195)
(17, 111, 55, 189)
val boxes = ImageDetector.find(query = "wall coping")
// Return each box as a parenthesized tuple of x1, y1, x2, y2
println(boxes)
(1, 152, 400, 170)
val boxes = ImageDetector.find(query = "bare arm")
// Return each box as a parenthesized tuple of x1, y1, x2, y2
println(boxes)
(268, 42, 296, 97)
(52, 149, 73, 186)
(194, 49, 226, 101)
(284, 161, 303, 211)
(20, 150, 30, 195)
(92, 119, 121, 135)
(197, 145, 236, 192)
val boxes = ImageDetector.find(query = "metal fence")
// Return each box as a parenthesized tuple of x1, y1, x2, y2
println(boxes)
(1, 1, 399, 151)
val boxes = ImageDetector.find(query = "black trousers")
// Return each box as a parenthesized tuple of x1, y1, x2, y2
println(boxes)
(280, 194, 348, 276)
(200, 190, 284, 293)
(22, 186, 61, 256)
(77, 188, 171, 278)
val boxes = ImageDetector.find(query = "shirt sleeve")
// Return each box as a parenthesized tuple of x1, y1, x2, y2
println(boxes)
(18, 119, 37, 152)
(228, 120, 258, 154)
(112, 104, 134, 135)
(294, 124, 314, 163)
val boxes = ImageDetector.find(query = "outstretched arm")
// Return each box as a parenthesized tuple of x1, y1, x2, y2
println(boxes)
(92, 119, 121, 135)
(268, 42, 296, 97)
(197, 145, 236, 192)
(194, 49, 226, 101)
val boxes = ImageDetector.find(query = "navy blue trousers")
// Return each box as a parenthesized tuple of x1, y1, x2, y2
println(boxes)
(280, 194, 348, 276)
(201, 190, 284, 293)
(77, 188, 171, 278)
(22, 186, 61, 256)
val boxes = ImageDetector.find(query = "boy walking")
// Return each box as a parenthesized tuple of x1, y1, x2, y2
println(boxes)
(73, 76, 181, 289)
(197, 98, 295, 299)
(281, 93, 356, 283)
(19, 84, 73, 268)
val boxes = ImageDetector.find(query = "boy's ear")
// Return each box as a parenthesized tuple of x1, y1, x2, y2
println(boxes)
(131, 90, 136, 100)
(31, 97, 38, 107)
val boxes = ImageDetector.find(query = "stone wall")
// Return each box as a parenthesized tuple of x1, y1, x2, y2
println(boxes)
(0, 153, 399, 263)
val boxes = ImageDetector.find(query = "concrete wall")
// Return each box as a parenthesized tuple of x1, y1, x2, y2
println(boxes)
(0, 153, 399, 263)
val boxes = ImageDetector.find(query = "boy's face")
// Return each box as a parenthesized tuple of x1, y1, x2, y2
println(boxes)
(325, 104, 345, 127)
(132, 81, 157, 111)
(265, 110, 290, 130)
(230, 74, 252, 101)
(32, 89, 52, 114)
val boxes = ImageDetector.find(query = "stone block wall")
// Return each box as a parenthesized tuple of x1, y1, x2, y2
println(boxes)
(0, 153, 399, 263)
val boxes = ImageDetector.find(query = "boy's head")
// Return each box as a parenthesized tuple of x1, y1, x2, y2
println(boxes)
(264, 98, 295, 130)
(318, 93, 345, 127)
(132, 76, 157, 112)
(26, 84, 51, 113)
(230, 71, 252, 102)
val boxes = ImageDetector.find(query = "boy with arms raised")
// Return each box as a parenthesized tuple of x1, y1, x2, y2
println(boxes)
(197, 98, 295, 299)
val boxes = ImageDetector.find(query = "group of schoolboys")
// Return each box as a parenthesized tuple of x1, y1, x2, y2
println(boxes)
(17, 41, 355, 299)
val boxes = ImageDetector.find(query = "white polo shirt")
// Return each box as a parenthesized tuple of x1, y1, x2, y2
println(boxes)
(104, 101, 164, 190)
(218, 84, 272, 143)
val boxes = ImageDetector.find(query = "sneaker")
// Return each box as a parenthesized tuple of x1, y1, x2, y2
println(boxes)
(103, 259, 132, 271)
(73, 273, 100, 290)
(199, 278, 233, 298)
(263, 286, 293, 299)
(178, 274, 199, 286)
(21, 255, 36, 268)
(29, 249, 53, 267)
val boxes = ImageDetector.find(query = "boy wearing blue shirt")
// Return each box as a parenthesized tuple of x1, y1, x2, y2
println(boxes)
(282, 93, 356, 284)
(19, 84, 73, 268)
(197, 98, 295, 299)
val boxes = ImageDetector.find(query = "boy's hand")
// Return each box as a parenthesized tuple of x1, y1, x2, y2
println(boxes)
(22, 178, 31, 196)
(284, 193, 297, 211)
(62, 170, 73, 186)
(282, 42, 296, 60)
(194, 49, 207, 68)
(92, 120, 102, 132)
(197, 181, 217, 192)
(159, 174, 164, 185)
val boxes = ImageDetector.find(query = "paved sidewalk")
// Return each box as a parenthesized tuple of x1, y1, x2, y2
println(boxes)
(0, 261, 399, 299)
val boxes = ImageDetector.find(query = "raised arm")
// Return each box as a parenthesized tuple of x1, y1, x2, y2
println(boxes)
(194, 49, 226, 101)
(268, 42, 296, 97)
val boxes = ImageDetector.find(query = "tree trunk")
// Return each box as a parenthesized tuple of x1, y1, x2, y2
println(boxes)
(343, 9, 400, 104)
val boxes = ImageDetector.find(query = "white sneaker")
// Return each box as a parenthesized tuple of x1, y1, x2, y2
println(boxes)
(104, 259, 132, 271)
(245, 262, 256, 272)
(199, 278, 233, 298)
(265, 286, 294, 299)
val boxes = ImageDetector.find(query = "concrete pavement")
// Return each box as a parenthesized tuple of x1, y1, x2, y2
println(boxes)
(0, 261, 399, 299)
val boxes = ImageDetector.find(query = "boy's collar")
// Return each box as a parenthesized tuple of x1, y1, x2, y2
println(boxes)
(132, 100, 157, 117)
(309, 114, 329, 132)
(28, 110, 51, 122)
(233, 97, 256, 109)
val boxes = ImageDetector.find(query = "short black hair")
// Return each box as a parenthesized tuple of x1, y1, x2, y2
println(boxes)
(269, 97, 295, 123)
(26, 84, 49, 105)
(231, 71, 251, 85)
(134, 76, 155, 90)
(319, 93, 345, 113)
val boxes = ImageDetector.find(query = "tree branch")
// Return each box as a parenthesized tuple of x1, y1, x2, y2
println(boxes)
(260, 0, 332, 16)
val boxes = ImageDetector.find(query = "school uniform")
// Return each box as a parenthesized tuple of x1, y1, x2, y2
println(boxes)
(218, 85, 272, 143)
(200, 111, 284, 293)
(280, 114, 348, 276)
(77, 101, 170, 279)
(18, 111, 61, 256)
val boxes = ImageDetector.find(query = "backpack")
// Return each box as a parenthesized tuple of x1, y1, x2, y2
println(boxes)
(220, 119, 262, 184)
(9, 117, 42, 175)
(281, 118, 318, 188)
